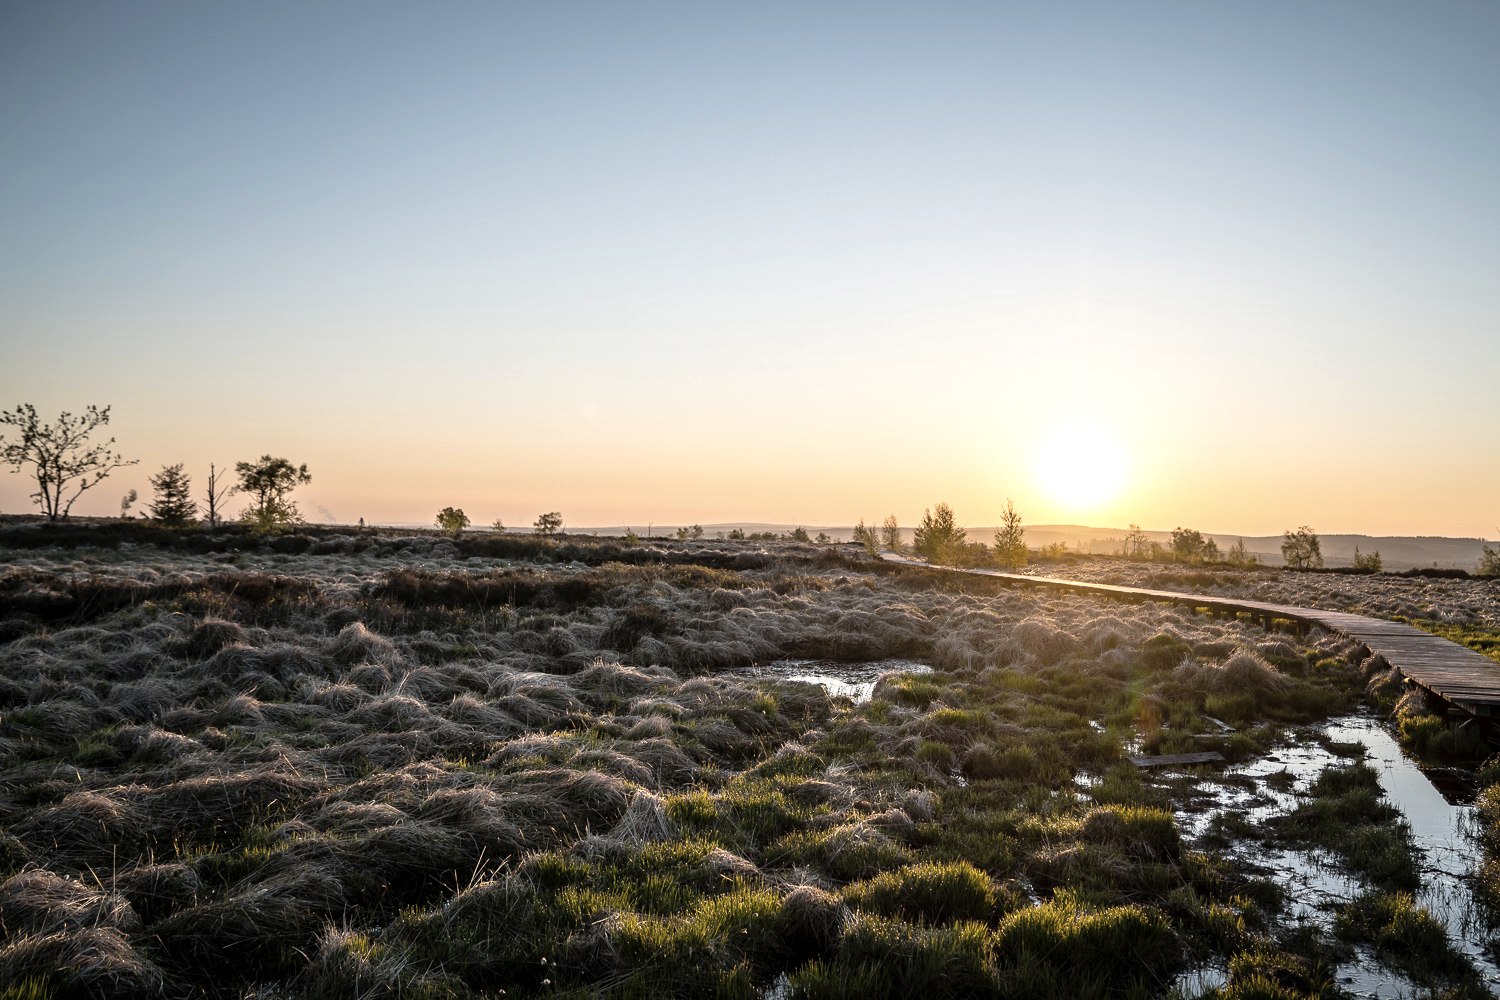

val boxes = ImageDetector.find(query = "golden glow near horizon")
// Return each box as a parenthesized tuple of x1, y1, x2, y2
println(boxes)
(1035, 423, 1128, 515)
(3, 7, 1500, 538)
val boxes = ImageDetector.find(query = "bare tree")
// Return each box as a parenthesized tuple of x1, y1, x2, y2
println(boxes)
(203, 462, 233, 528)
(0, 404, 138, 520)
(119, 488, 138, 519)
(1123, 524, 1150, 559)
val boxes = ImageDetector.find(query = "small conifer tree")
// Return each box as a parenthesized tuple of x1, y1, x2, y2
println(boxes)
(993, 499, 1027, 570)
(148, 464, 196, 527)
(913, 503, 965, 564)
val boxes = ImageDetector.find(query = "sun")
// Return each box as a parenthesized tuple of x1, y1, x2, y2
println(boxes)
(1035, 422, 1128, 513)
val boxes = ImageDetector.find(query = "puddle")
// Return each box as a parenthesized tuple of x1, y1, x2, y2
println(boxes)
(745, 659, 932, 703)
(1163, 714, 1500, 997)
(1328, 718, 1498, 986)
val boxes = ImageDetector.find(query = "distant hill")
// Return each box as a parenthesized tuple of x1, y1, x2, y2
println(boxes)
(556, 522, 1494, 571)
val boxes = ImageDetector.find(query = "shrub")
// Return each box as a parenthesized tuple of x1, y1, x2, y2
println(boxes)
(1170, 527, 1217, 563)
(434, 507, 470, 537)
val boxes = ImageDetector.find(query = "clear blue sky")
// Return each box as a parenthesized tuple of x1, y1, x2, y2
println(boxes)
(3, 1, 1497, 536)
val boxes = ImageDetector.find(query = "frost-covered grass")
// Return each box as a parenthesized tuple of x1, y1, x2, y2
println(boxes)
(1024, 556, 1500, 646)
(0, 525, 1460, 998)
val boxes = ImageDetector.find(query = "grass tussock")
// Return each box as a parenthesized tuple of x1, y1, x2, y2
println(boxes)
(0, 526, 1395, 996)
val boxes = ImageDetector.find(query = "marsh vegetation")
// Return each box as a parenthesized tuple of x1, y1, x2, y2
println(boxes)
(1, 525, 1496, 998)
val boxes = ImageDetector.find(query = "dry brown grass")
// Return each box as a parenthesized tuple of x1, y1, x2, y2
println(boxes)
(0, 529, 1369, 995)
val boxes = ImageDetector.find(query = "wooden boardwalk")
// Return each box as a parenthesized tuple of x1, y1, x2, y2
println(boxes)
(880, 553, 1500, 719)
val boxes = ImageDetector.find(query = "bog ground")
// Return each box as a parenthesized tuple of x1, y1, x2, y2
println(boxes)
(1, 525, 1498, 999)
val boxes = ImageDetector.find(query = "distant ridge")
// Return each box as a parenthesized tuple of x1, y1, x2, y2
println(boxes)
(534, 523, 1494, 571)
(364, 519, 1492, 572)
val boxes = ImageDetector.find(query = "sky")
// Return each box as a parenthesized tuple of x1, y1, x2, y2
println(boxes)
(2, 1, 1497, 537)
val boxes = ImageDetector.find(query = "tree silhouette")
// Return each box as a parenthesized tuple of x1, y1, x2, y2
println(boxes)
(0, 404, 138, 520)
(149, 464, 196, 527)
(236, 455, 311, 533)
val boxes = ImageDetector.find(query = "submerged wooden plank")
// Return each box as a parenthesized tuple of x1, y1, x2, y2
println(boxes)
(1128, 751, 1226, 769)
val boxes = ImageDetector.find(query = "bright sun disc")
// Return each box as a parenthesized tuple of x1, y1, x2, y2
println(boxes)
(1036, 424, 1128, 512)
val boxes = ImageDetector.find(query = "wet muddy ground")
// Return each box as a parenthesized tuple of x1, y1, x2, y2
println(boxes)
(1169, 715, 1500, 997)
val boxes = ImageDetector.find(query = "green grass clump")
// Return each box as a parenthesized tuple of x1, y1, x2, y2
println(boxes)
(1141, 633, 1191, 671)
(610, 885, 787, 975)
(962, 743, 1052, 782)
(792, 912, 996, 999)
(842, 861, 1013, 925)
(767, 824, 914, 882)
(922, 789, 1020, 873)
(1396, 704, 1488, 762)
(0, 978, 58, 1000)
(992, 890, 1177, 994)
(665, 778, 811, 852)
(1335, 891, 1476, 983)
(1083, 763, 1172, 809)
(1203, 692, 1257, 726)
(880, 674, 945, 708)
(520, 843, 720, 915)
(1078, 804, 1181, 860)
(915, 739, 956, 769)
(1216, 942, 1336, 1000)
(1023, 843, 1183, 904)
(1275, 761, 1419, 892)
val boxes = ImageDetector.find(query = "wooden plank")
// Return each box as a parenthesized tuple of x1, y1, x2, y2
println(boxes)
(879, 553, 1500, 720)
(1128, 752, 1227, 769)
